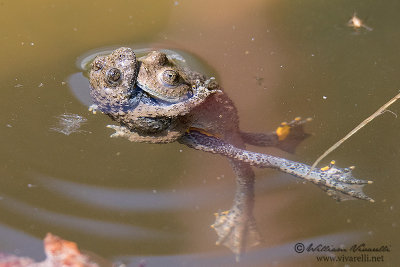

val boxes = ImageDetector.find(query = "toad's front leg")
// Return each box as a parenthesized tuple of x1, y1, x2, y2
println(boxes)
(106, 123, 186, 144)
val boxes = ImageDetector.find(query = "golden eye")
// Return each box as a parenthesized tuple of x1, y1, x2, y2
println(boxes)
(92, 60, 103, 71)
(161, 70, 179, 86)
(106, 68, 122, 86)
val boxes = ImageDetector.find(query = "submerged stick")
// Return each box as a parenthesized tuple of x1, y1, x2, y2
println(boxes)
(309, 92, 400, 172)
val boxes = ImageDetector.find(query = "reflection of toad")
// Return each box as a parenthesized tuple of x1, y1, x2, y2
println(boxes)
(89, 47, 373, 259)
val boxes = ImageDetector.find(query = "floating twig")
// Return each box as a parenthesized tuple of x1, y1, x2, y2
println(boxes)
(309, 92, 400, 173)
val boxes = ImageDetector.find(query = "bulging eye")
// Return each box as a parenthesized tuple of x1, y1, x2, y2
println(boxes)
(106, 68, 122, 86)
(92, 60, 103, 71)
(160, 70, 179, 86)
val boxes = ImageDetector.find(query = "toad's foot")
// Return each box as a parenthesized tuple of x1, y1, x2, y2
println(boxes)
(88, 104, 99, 114)
(106, 124, 132, 139)
(133, 79, 222, 118)
(275, 117, 312, 153)
(308, 161, 374, 202)
(212, 209, 261, 261)
(240, 117, 311, 153)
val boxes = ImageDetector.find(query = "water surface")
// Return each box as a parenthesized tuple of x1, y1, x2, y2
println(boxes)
(0, 0, 399, 266)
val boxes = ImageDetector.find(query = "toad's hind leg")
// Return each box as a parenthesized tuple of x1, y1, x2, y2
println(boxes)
(180, 130, 373, 202)
(211, 159, 261, 260)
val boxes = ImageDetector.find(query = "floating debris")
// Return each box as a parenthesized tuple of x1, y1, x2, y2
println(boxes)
(50, 113, 89, 136)
(0, 233, 101, 267)
(348, 13, 373, 31)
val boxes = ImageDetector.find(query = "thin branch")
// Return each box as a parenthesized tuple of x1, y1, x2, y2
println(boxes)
(309, 92, 400, 172)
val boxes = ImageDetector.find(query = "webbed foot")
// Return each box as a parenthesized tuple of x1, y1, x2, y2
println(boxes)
(88, 104, 99, 114)
(106, 124, 132, 138)
(276, 117, 312, 153)
(211, 208, 261, 261)
(240, 117, 312, 152)
(312, 160, 374, 202)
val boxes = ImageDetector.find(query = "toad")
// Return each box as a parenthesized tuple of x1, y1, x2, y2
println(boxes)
(89, 47, 373, 259)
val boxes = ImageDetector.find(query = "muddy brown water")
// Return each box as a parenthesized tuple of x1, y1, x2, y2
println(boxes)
(0, 1, 399, 266)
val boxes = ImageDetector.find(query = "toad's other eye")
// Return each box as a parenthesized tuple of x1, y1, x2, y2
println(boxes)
(92, 60, 103, 71)
(160, 70, 179, 86)
(106, 68, 122, 86)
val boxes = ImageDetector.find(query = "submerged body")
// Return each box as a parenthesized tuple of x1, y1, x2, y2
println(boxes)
(89, 47, 373, 258)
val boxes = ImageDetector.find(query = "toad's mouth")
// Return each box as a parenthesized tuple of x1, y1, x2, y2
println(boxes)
(135, 81, 193, 104)
(131, 84, 180, 107)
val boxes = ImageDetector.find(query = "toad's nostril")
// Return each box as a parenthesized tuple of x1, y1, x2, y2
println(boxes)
(92, 60, 103, 71)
